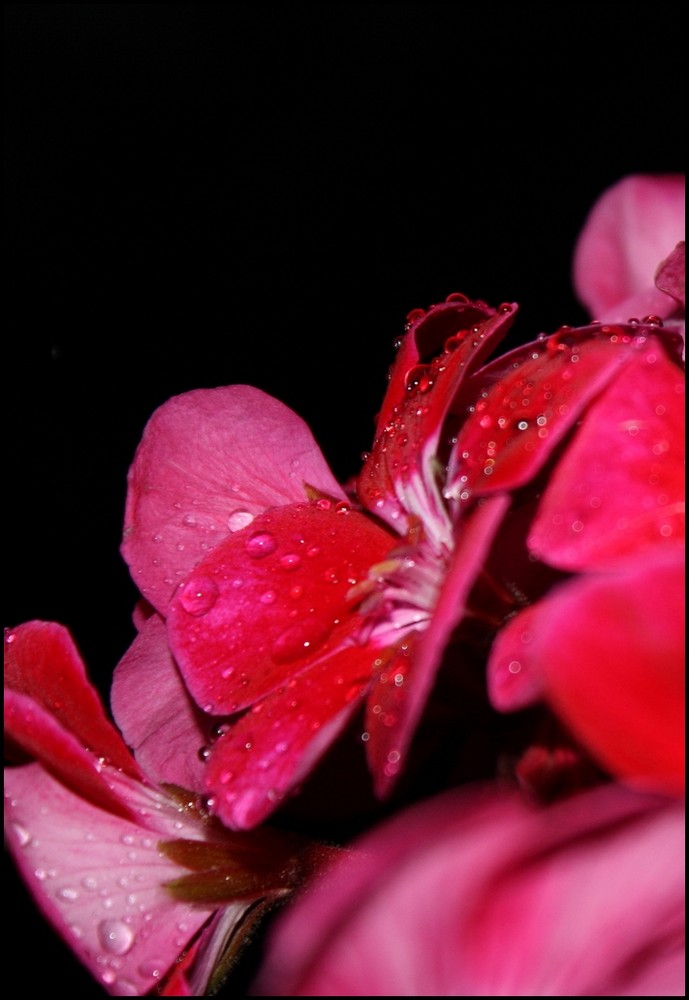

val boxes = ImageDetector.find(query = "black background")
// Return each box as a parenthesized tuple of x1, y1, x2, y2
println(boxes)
(4, 4, 685, 995)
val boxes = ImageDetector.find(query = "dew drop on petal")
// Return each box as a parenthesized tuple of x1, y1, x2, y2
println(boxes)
(245, 531, 278, 558)
(98, 919, 135, 956)
(179, 575, 219, 616)
(227, 509, 254, 532)
(11, 823, 32, 847)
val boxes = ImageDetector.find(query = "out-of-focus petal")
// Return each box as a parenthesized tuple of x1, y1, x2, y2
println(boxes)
(4, 764, 220, 997)
(530, 549, 685, 796)
(573, 173, 685, 321)
(167, 501, 393, 717)
(656, 242, 686, 310)
(111, 614, 209, 793)
(529, 342, 685, 572)
(121, 386, 346, 614)
(253, 784, 684, 996)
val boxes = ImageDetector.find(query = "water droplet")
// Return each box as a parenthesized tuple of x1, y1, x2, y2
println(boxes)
(260, 590, 278, 605)
(98, 919, 135, 956)
(11, 823, 31, 847)
(245, 531, 278, 558)
(228, 509, 254, 531)
(57, 886, 79, 902)
(179, 575, 219, 616)
(279, 552, 301, 571)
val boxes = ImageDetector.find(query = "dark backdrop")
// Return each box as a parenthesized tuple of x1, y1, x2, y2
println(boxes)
(4, 4, 685, 995)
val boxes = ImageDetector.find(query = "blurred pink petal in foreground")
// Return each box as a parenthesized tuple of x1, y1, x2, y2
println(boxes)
(254, 783, 685, 997)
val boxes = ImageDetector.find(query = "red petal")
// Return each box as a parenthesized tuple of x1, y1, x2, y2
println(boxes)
(203, 646, 375, 829)
(122, 386, 346, 614)
(529, 343, 685, 571)
(111, 615, 209, 793)
(534, 550, 685, 795)
(447, 324, 652, 500)
(365, 494, 510, 796)
(4, 622, 138, 777)
(167, 501, 394, 716)
(358, 296, 515, 530)
(486, 602, 548, 713)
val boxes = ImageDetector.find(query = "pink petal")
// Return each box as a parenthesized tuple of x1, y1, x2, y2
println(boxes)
(446, 323, 662, 501)
(167, 501, 394, 716)
(4, 622, 138, 777)
(529, 342, 685, 571)
(365, 494, 510, 796)
(253, 784, 684, 996)
(5, 763, 220, 996)
(655, 241, 686, 310)
(121, 386, 346, 614)
(529, 549, 685, 796)
(202, 645, 375, 830)
(573, 173, 685, 320)
(110, 614, 209, 793)
(358, 294, 515, 530)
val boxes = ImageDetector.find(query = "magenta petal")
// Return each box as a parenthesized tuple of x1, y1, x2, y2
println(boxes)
(573, 173, 685, 320)
(530, 550, 685, 796)
(365, 494, 510, 795)
(167, 502, 393, 716)
(253, 784, 684, 997)
(4, 622, 138, 777)
(111, 615, 209, 793)
(529, 344, 685, 571)
(203, 646, 374, 829)
(5, 764, 219, 996)
(121, 386, 346, 614)
(486, 602, 547, 712)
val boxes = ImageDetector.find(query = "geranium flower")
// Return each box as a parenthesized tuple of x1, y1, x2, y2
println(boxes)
(119, 300, 684, 832)
(252, 782, 685, 996)
(4, 621, 336, 996)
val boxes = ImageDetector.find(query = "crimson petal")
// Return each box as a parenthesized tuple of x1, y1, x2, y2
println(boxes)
(167, 501, 394, 716)
(358, 295, 515, 530)
(202, 646, 376, 829)
(446, 324, 664, 501)
(529, 341, 685, 571)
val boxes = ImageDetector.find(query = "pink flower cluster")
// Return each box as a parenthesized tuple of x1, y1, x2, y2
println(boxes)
(5, 174, 685, 996)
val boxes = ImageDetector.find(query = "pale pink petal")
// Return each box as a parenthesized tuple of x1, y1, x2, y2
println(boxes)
(110, 615, 209, 793)
(5, 764, 220, 997)
(573, 173, 685, 320)
(529, 343, 685, 571)
(121, 386, 346, 614)
(4, 621, 138, 776)
(655, 241, 686, 309)
(254, 784, 684, 996)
